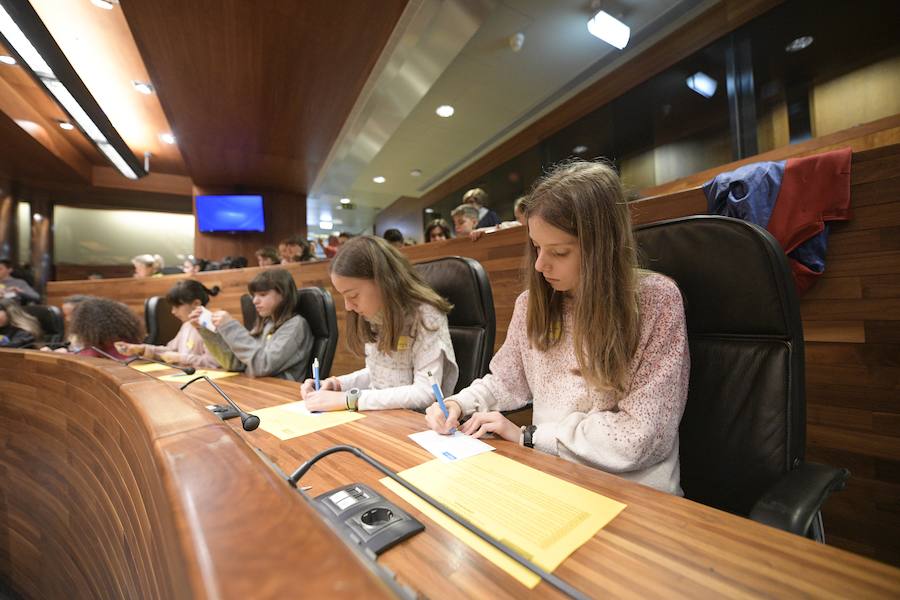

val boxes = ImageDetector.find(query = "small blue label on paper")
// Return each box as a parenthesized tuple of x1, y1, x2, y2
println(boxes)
(442, 451, 457, 460)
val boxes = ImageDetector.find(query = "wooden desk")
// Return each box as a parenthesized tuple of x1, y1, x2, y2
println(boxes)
(172, 372, 900, 599)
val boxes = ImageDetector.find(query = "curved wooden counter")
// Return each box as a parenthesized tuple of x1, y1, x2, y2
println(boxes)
(0, 349, 396, 599)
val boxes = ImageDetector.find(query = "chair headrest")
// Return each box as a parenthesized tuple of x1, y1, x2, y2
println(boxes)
(295, 288, 332, 338)
(414, 257, 491, 328)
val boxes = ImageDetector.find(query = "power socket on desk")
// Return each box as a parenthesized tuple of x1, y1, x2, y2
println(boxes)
(314, 483, 424, 555)
(206, 403, 239, 420)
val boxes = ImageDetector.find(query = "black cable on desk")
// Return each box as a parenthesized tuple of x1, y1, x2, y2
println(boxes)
(287, 445, 590, 600)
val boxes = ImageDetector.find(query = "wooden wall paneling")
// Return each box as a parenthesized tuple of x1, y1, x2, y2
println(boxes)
(0, 350, 396, 599)
(192, 188, 308, 262)
(45, 143, 900, 565)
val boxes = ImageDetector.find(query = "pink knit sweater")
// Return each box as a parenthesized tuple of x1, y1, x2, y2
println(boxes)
(448, 272, 690, 494)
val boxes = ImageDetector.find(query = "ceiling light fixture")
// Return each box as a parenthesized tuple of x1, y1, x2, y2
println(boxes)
(435, 105, 454, 118)
(785, 36, 813, 53)
(572, 145, 588, 154)
(159, 132, 176, 144)
(686, 71, 718, 98)
(587, 10, 630, 50)
(90, 0, 115, 10)
(410, 169, 422, 177)
(319, 220, 333, 230)
(0, 1, 144, 179)
(340, 197, 351, 205)
(424, 208, 434, 214)
(58, 120, 74, 130)
(0, 54, 14, 65)
(131, 80, 154, 95)
(373, 176, 386, 183)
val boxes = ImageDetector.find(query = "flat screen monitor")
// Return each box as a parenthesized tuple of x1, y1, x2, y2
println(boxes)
(196, 195, 265, 232)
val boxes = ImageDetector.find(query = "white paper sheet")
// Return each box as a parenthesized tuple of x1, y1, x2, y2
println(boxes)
(408, 430, 495, 462)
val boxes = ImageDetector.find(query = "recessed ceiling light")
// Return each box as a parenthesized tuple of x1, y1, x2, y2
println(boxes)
(159, 132, 176, 144)
(572, 145, 588, 154)
(319, 220, 333, 230)
(58, 121, 74, 130)
(131, 80, 154, 95)
(0, 55, 16, 65)
(785, 36, 814, 53)
(686, 72, 718, 98)
(435, 105, 455, 118)
(340, 197, 351, 204)
(410, 169, 422, 177)
(373, 176, 386, 183)
(424, 208, 434, 214)
(90, 0, 115, 10)
(587, 11, 630, 50)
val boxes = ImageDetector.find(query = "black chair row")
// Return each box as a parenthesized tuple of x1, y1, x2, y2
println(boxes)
(140, 216, 845, 541)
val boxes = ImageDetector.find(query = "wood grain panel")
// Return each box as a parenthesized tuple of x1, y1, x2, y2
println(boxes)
(46, 143, 900, 565)
(0, 349, 395, 599)
(160, 374, 900, 598)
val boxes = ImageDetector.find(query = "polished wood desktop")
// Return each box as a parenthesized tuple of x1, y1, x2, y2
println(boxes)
(174, 372, 900, 599)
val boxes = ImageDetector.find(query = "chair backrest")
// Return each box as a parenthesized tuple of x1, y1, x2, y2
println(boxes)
(143, 296, 182, 346)
(634, 215, 805, 517)
(240, 288, 338, 379)
(22, 305, 64, 344)
(414, 257, 495, 393)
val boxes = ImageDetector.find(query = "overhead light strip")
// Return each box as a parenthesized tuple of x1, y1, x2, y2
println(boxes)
(0, 1, 144, 179)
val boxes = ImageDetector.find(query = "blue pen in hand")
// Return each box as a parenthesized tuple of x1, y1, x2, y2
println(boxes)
(428, 370, 455, 434)
(313, 357, 320, 391)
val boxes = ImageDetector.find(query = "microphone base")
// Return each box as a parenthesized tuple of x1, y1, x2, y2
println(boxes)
(206, 403, 239, 420)
(313, 483, 424, 556)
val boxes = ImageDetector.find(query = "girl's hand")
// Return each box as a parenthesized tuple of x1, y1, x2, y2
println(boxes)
(459, 411, 519, 442)
(300, 376, 341, 400)
(188, 307, 203, 329)
(425, 400, 462, 435)
(115, 342, 145, 356)
(159, 351, 181, 364)
(210, 310, 232, 327)
(304, 390, 348, 412)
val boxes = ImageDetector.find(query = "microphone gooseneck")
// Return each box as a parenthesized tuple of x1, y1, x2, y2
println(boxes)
(124, 354, 195, 375)
(180, 375, 260, 431)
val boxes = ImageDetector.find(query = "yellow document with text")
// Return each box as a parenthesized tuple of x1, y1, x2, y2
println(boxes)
(158, 369, 240, 382)
(381, 452, 625, 588)
(130, 362, 170, 373)
(252, 401, 365, 440)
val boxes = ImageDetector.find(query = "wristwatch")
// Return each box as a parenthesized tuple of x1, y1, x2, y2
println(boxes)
(345, 387, 361, 412)
(523, 425, 537, 448)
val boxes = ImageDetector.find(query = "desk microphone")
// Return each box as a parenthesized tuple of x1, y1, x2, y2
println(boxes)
(179, 375, 260, 431)
(87, 346, 195, 376)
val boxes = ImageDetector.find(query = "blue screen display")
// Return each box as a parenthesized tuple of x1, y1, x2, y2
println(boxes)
(196, 195, 265, 232)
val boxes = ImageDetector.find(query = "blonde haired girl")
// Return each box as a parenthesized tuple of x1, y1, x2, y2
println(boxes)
(426, 160, 690, 495)
(132, 254, 164, 278)
(301, 236, 457, 412)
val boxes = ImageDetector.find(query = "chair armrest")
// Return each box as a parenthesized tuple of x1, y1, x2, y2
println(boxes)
(749, 462, 850, 537)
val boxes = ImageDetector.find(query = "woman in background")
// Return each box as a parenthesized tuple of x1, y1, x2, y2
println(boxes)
(0, 298, 42, 347)
(132, 254, 164, 278)
(424, 218, 453, 243)
(116, 280, 220, 369)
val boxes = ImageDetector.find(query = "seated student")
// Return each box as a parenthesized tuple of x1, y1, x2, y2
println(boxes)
(255, 246, 280, 266)
(0, 298, 42, 347)
(424, 218, 452, 243)
(132, 254, 164, 278)
(383, 228, 405, 249)
(41, 294, 92, 352)
(462, 187, 502, 228)
(301, 236, 457, 411)
(425, 161, 690, 495)
(182, 256, 207, 275)
(451, 204, 480, 237)
(469, 196, 528, 241)
(68, 297, 144, 359)
(0, 259, 40, 304)
(191, 268, 312, 380)
(115, 280, 221, 369)
(279, 237, 304, 264)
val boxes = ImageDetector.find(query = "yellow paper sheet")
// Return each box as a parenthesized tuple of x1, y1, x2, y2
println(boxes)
(130, 362, 171, 373)
(252, 401, 365, 440)
(158, 369, 240, 382)
(380, 452, 626, 589)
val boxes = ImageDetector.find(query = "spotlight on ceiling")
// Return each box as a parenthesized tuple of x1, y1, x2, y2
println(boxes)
(587, 10, 630, 50)
(131, 80, 154, 95)
(0, 54, 15, 65)
(58, 120, 74, 130)
(90, 0, 115, 10)
(785, 36, 813, 53)
(340, 197, 351, 205)
(572, 145, 588, 154)
(435, 105, 455, 118)
(373, 176, 386, 184)
(159, 132, 176, 144)
(686, 71, 718, 98)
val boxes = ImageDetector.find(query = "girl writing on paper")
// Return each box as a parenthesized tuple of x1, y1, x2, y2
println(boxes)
(116, 280, 221, 369)
(190, 268, 313, 380)
(300, 236, 458, 412)
(425, 160, 690, 495)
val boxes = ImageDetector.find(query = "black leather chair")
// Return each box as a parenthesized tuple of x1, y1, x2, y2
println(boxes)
(634, 215, 848, 541)
(241, 287, 338, 379)
(144, 296, 182, 346)
(414, 256, 495, 393)
(23, 305, 64, 344)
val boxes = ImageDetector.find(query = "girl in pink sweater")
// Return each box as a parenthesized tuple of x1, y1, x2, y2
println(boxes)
(426, 160, 690, 494)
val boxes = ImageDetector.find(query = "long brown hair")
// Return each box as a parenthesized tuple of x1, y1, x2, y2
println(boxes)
(330, 236, 452, 356)
(0, 298, 42, 341)
(247, 268, 298, 336)
(70, 298, 144, 348)
(525, 160, 641, 395)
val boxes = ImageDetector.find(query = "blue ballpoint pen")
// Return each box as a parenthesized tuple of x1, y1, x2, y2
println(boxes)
(428, 370, 455, 434)
(313, 357, 320, 391)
